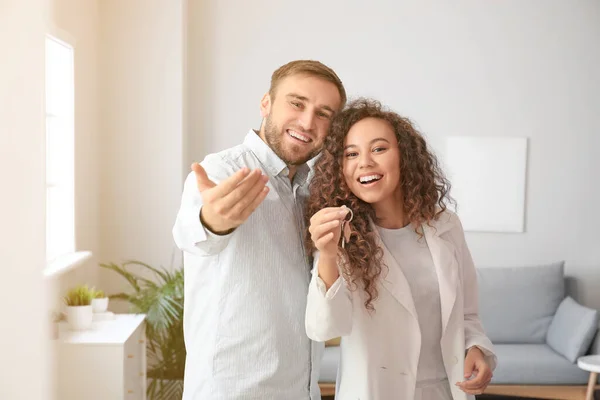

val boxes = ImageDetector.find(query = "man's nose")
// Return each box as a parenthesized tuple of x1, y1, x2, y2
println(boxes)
(298, 110, 316, 131)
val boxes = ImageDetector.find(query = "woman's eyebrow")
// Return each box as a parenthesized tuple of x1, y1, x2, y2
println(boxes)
(343, 137, 390, 150)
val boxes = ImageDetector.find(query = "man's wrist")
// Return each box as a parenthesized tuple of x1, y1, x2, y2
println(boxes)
(200, 210, 234, 236)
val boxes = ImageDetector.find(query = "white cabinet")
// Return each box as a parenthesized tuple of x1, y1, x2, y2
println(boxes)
(55, 314, 147, 400)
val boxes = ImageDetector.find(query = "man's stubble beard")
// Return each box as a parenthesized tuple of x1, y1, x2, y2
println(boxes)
(263, 114, 321, 166)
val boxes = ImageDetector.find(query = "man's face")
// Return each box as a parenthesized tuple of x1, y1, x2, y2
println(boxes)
(260, 74, 342, 166)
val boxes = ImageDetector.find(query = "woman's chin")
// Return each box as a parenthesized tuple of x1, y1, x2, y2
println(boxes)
(353, 192, 381, 205)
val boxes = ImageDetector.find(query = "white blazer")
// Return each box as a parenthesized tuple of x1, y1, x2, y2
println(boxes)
(306, 211, 497, 400)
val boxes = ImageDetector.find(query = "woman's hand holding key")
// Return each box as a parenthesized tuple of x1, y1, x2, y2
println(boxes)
(308, 206, 352, 289)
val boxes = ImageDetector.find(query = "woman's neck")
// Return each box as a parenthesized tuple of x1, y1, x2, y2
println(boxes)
(373, 189, 409, 229)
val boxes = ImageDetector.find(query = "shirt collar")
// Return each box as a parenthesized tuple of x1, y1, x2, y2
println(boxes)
(243, 130, 311, 185)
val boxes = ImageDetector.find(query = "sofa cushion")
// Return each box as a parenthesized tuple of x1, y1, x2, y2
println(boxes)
(491, 344, 590, 385)
(477, 262, 565, 343)
(546, 296, 599, 362)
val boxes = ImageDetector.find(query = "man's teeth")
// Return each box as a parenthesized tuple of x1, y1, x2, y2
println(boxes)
(288, 130, 309, 143)
(359, 174, 382, 183)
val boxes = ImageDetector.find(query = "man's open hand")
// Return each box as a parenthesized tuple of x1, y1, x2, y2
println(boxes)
(193, 163, 269, 234)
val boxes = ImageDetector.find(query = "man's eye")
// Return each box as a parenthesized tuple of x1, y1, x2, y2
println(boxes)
(291, 102, 302, 108)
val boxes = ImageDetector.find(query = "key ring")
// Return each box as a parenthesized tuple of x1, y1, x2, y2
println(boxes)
(340, 207, 353, 249)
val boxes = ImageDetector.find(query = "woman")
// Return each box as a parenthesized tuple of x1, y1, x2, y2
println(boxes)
(305, 98, 497, 400)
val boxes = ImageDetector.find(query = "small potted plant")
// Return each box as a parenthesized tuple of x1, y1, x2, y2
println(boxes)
(91, 289, 109, 313)
(63, 284, 94, 331)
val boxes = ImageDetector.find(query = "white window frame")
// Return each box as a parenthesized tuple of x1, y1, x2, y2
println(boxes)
(44, 27, 91, 278)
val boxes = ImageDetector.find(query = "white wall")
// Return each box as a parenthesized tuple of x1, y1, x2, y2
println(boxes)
(98, 0, 186, 296)
(187, 0, 600, 308)
(0, 0, 50, 398)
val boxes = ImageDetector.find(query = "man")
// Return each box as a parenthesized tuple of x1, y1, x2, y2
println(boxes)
(173, 60, 346, 399)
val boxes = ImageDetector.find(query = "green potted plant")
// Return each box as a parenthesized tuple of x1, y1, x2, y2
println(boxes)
(91, 289, 109, 313)
(63, 284, 94, 331)
(100, 260, 185, 400)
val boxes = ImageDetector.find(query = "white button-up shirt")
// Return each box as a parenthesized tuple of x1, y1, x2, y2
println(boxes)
(173, 130, 323, 400)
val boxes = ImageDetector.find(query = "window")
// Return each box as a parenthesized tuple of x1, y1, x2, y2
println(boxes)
(45, 35, 75, 262)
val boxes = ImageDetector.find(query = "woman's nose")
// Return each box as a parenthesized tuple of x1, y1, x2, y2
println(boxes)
(358, 153, 374, 168)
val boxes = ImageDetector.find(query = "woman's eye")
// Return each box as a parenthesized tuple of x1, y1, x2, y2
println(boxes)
(373, 147, 387, 153)
(345, 152, 358, 158)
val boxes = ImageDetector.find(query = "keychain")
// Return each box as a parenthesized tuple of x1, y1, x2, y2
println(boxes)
(340, 207, 353, 249)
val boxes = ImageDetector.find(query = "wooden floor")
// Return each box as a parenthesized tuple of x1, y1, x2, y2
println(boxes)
(323, 396, 550, 400)
(320, 387, 600, 400)
(323, 394, 599, 400)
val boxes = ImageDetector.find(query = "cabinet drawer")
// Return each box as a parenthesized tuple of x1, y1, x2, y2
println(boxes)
(124, 322, 146, 399)
(124, 375, 145, 400)
(56, 314, 147, 400)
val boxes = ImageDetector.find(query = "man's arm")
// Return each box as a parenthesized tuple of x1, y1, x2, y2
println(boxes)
(172, 155, 269, 256)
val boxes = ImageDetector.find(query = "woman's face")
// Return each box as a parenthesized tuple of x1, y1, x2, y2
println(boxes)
(342, 117, 401, 206)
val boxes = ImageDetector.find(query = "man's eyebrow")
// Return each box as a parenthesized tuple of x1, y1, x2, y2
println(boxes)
(343, 138, 390, 150)
(286, 93, 335, 114)
(287, 93, 308, 102)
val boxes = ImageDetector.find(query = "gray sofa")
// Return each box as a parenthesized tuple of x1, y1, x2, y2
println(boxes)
(319, 262, 600, 399)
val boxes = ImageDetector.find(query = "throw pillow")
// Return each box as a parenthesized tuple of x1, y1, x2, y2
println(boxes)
(546, 296, 599, 362)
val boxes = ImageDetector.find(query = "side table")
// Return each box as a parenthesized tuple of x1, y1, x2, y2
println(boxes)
(578, 355, 600, 400)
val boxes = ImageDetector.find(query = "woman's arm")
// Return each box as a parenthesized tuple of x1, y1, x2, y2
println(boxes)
(454, 214, 498, 371)
(306, 252, 354, 341)
(305, 206, 355, 341)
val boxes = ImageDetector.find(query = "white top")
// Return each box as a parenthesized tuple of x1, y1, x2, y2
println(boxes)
(377, 224, 448, 386)
(578, 354, 600, 373)
(172, 130, 322, 400)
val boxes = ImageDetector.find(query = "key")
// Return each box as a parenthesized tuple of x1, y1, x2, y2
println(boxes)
(340, 207, 353, 249)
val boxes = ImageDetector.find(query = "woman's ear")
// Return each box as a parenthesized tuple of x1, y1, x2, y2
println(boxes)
(260, 93, 271, 118)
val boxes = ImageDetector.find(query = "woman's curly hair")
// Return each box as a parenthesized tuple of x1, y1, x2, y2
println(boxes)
(305, 98, 454, 311)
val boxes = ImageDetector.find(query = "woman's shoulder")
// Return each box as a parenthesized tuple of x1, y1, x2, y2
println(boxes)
(432, 208, 466, 236)
(433, 207, 459, 225)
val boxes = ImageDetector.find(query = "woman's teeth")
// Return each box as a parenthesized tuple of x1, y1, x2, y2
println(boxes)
(359, 174, 382, 184)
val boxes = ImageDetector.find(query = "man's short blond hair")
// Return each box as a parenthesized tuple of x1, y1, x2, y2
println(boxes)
(269, 60, 347, 109)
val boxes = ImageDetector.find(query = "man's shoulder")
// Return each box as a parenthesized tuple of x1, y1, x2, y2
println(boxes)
(202, 142, 257, 168)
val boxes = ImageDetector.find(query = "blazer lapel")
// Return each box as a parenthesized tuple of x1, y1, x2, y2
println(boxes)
(423, 222, 459, 336)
